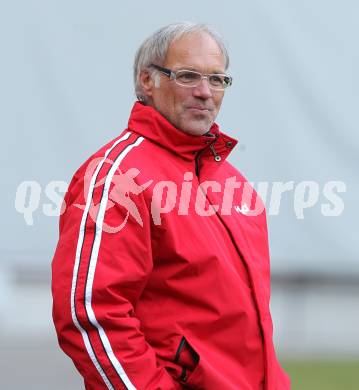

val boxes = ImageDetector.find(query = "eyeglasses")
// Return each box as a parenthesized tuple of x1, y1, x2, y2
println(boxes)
(150, 64, 233, 91)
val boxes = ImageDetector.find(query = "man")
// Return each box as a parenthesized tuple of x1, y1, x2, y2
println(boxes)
(52, 22, 290, 389)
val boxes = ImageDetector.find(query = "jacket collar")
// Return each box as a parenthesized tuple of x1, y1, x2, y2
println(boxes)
(127, 101, 238, 162)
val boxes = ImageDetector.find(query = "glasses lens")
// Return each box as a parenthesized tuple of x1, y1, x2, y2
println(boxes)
(174, 70, 232, 90)
(175, 70, 201, 86)
(208, 75, 232, 90)
(208, 75, 225, 88)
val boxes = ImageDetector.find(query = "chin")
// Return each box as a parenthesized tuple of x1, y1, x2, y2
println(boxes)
(178, 118, 210, 135)
(182, 124, 210, 136)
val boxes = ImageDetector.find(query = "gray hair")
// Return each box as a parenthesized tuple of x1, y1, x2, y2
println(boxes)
(133, 22, 230, 102)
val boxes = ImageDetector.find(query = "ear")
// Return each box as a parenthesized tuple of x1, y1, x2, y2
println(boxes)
(139, 70, 155, 99)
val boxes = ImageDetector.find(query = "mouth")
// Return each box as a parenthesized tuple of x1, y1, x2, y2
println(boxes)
(186, 106, 211, 112)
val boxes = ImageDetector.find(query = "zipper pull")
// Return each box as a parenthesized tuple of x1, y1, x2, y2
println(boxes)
(209, 144, 222, 162)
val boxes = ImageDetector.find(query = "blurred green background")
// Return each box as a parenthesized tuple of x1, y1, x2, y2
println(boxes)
(282, 360, 359, 390)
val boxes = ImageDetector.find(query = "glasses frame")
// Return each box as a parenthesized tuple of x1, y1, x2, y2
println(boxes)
(150, 64, 233, 91)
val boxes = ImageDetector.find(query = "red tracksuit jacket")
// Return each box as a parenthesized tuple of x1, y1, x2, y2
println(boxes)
(52, 101, 290, 389)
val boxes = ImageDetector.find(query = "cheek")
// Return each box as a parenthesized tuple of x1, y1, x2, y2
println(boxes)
(163, 88, 181, 112)
(214, 93, 224, 108)
(174, 89, 193, 107)
(212, 97, 224, 116)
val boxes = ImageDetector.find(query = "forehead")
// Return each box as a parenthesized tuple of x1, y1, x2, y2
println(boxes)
(164, 32, 226, 73)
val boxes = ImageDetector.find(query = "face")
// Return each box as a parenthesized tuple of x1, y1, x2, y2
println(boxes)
(140, 32, 227, 135)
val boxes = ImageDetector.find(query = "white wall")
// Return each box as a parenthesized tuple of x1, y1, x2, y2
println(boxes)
(1, 0, 358, 271)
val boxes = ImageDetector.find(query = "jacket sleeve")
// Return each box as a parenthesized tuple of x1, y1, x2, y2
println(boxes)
(51, 169, 180, 390)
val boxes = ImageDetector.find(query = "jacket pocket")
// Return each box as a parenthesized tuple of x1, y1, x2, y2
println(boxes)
(174, 336, 200, 383)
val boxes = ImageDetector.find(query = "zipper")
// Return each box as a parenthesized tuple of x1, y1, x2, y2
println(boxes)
(180, 367, 187, 382)
(195, 149, 205, 176)
(174, 336, 186, 363)
(174, 336, 200, 382)
(174, 336, 187, 382)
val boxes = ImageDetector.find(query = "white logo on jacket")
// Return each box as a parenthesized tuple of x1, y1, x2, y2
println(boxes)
(234, 203, 250, 215)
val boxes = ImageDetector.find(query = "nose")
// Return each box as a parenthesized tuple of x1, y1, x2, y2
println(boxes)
(192, 77, 213, 99)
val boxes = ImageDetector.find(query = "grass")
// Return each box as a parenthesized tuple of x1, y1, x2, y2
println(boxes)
(281, 360, 359, 390)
